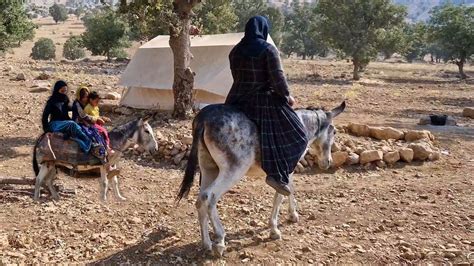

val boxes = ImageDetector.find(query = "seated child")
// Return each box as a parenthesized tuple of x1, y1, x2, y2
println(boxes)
(84, 91, 115, 158)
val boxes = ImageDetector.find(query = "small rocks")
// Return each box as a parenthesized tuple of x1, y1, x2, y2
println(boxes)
(15, 72, 26, 81)
(408, 142, 434, 161)
(383, 151, 400, 164)
(29, 87, 50, 93)
(369, 127, 404, 140)
(462, 107, 474, 118)
(398, 148, 414, 162)
(36, 72, 51, 80)
(180, 135, 193, 145)
(346, 152, 360, 165)
(104, 92, 121, 100)
(360, 150, 383, 164)
(114, 107, 134, 115)
(405, 130, 434, 142)
(400, 250, 417, 260)
(127, 217, 142, 224)
(331, 151, 348, 168)
(347, 123, 370, 137)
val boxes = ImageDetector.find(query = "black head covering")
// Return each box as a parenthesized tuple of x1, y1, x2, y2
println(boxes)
(49, 80, 69, 104)
(235, 16, 271, 58)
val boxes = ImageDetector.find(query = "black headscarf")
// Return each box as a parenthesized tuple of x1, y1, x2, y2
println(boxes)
(48, 80, 69, 104)
(235, 16, 271, 58)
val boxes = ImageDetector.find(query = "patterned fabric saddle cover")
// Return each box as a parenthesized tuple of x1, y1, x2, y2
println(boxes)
(36, 133, 101, 166)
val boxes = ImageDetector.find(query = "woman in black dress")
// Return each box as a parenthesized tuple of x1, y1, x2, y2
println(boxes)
(225, 16, 308, 196)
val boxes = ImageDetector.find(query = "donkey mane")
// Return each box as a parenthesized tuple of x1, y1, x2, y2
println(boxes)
(303, 106, 327, 111)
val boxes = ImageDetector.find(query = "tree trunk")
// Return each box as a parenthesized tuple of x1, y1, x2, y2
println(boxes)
(352, 58, 360, 80)
(456, 55, 467, 79)
(169, 0, 200, 119)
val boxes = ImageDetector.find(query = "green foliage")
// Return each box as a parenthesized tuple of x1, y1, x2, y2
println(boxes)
(82, 8, 131, 60)
(264, 6, 284, 46)
(281, 2, 328, 59)
(63, 36, 85, 60)
(316, 0, 407, 79)
(377, 26, 408, 59)
(233, 0, 268, 31)
(428, 4, 473, 78)
(194, 0, 238, 34)
(402, 22, 429, 62)
(0, 1, 36, 54)
(31, 38, 56, 60)
(109, 47, 128, 60)
(49, 3, 69, 24)
(118, 0, 173, 41)
(74, 7, 85, 18)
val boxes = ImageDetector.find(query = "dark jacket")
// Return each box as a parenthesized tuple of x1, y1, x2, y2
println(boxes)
(41, 80, 71, 132)
(41, 100, 71, 132)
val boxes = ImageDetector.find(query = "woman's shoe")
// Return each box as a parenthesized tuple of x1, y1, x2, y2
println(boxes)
(265, 176, 291, 196)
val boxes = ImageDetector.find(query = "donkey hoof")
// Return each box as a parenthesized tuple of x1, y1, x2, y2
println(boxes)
(269, 229, 282, 240)
(117, 196, 127, 201)
(288, 213, 299, 223)
(213, 243, 225, 257)
(202, 242, 212, 253)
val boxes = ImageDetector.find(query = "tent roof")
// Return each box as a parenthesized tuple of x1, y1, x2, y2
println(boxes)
(119, 32, 275, 97)
(142, 33, 246, 48)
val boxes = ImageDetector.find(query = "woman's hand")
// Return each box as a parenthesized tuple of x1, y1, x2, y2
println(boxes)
(102, 117, 111, 123)
(96, 118, 105, 125)
(288, 95, 296, 107)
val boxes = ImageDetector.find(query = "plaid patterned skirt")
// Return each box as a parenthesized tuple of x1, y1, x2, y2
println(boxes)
(228, 91, 308, 184)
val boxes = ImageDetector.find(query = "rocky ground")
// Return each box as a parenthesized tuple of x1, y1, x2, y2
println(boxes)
(1, 18, 474, 265)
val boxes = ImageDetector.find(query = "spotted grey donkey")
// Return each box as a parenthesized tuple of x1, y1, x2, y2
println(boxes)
(177, 101, 346, 256)
(32, 115, 158, 201)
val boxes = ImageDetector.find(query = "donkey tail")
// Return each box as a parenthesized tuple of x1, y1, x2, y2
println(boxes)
(32, 133, 46, 176)
(177, 118, 205, 202)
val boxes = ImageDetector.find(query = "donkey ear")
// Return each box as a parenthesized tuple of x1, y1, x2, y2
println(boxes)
(329, 101, 346, 119)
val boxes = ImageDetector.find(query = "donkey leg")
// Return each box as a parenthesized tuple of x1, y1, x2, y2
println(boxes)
(196, 167, 218, 253)
(109, 164, 126, 201)
(206, 167, 248, 257)
(111, 176, 126, 201)
(45, 167, 59, 200)
(197, 189, 212, 252)
(99, 166, 109, 201)
(34, 163, 51, 201)
(269, 192, 284, 240)
(288, 177, 299, 223)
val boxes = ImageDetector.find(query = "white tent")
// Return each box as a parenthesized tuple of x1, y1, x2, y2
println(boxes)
(119, 32, 275, 110)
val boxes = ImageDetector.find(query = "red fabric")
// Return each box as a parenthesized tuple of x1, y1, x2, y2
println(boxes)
(94, 124, 110, 147)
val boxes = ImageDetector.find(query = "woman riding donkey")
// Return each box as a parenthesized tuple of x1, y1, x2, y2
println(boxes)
(42, 80, 96, 155)
(225, 16, 308, 196)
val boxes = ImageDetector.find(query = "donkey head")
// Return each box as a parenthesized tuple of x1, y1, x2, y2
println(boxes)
(306, 101, 346, 170)
(134, 114, 159, 155)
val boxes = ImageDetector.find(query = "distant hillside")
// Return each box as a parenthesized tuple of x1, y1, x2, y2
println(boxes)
(393, 0, 474, 21)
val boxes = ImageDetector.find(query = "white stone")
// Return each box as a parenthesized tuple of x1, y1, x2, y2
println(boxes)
(104, 92, 121, 100)
(331, 151, 348, 168)
(360, 150, 383, 164)
(369, 127, 404, 140)
(399, 148, 414, 162)
(346, 152, 359, 165)
(383, 151, 400, 164)
(408, 142, 433, 161)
